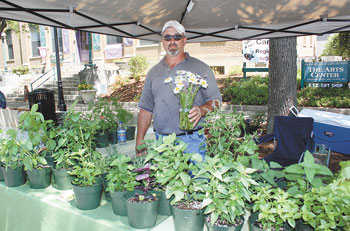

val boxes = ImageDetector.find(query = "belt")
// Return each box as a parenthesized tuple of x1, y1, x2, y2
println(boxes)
(156, 128, 202, 136)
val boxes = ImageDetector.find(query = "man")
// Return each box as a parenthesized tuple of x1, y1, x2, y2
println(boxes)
(136, 20, 222, 158)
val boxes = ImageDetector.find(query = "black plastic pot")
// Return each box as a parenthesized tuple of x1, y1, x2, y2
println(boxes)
(171, 205, 204, 231)
(248, 212, 293, 231)
(110, 190, 127, 216)
(95, 132, 110, 148)
(52, 168, 75, 190)
(72, 181, 103, 210)
(124, 191, 160, 229)
(109, 129, 118, 144)
(126, 126, 136, 141)
(205, 216, 245, 231)
(26, 167, 52, 189)
(1, 165, 26, 187)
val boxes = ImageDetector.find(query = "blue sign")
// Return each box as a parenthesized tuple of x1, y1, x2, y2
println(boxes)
(303, 61, 349, 83)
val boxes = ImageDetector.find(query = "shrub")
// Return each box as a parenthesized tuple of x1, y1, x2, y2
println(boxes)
(128, 54, 148, 82)
(12, 65, 29, 75)
(228, 65, 243, 76)
(222, 76, 268, 105)
(297, 87, 350, 108)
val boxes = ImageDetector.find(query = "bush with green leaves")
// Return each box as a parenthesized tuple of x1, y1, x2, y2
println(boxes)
(143, 133, 206, 205)
(222, 76, 268, 105)
(12, 65, 29, 75)
(69, 149, 103, 187)
(299, 161, 350, 230)
(202, 109, 259, 159)
(18, 104, 56, 171)
(197, 154, 257, 226)
(128, 54, 148, 82)
(105, 155, 140, 192)
(228, 65, 243, 76)
(297, 87, 350, 108)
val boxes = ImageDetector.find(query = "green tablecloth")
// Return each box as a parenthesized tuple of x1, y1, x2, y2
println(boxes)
(0, 182, 171, 231)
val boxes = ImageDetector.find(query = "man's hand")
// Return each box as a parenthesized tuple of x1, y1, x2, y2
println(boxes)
(189, 106, 202, 127)
(136, 141, 148, 157)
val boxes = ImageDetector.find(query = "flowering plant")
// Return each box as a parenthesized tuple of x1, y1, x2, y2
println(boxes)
(78, 81, 94, 90)
(164, 70, 208, 130)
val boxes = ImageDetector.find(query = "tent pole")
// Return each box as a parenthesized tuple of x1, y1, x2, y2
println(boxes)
(54, 27, 67, 111)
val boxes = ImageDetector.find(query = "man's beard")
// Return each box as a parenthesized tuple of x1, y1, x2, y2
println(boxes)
(167, 43, 179, 56)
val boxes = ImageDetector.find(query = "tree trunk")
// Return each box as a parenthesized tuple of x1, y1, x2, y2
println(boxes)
(267, 37, 297, 133)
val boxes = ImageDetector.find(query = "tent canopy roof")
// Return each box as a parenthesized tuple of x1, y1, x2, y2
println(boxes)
(0, 0, 350, 42)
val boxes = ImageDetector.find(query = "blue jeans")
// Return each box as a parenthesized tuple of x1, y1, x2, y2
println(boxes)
(155, 131, 206, 160)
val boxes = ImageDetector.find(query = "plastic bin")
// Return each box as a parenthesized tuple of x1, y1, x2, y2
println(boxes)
(28, 88, 57, 122)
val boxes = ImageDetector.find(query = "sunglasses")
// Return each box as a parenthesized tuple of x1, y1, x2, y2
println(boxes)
(162, 34, 183, 41)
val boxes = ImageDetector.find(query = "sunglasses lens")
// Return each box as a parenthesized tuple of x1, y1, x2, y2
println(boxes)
(163, 34, 183, 41)
(174, 34, 183, 40)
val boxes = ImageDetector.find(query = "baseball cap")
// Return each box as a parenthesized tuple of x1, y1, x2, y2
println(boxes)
(161, 20, 186, 36)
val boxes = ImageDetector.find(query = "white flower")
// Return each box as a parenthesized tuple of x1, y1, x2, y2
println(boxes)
(164, 77, 172, 83)
(200, 80, 208, 88)
(174, 86, 182, 94)
(175, 76, 183, 83)
(176, 82, 184, 88)
(189, 76, 197, 84)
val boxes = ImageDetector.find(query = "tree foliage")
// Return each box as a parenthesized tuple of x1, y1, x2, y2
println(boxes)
(321, 32, 350, 59)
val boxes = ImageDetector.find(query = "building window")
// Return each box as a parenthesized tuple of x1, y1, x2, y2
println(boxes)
(5, 30, 14, 60)
(106, 35, 122, 44)
(51, 27, 63, 53)
(139, 40, 158, 46)
(30, 26, 41, 57)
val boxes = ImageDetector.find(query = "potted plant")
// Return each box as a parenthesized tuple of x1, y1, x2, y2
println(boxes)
(50, 104, 88, 190)
(0, 128, 27, 187)
(197, 155, 257, 231)
(105, 154, 139, 216)
(78, 81, 96, 103)
(69, 149, 103, 210)
(299, 161, 350, 230)
(85, 98, 118, 147)
(123, 162, 159, 229)
(146, 133, 207, 231)
(249, 151, 334, 230)
(18, 104, 56, 189)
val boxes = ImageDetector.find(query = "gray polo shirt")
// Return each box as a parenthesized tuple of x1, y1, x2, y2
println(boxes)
(138, 53, 222, 135)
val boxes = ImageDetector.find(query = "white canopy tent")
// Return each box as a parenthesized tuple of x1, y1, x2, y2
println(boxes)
(0, 0, 349, 42)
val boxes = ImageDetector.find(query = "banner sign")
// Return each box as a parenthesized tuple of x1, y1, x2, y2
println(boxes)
(304, 61, 349, 83)
(242, 39, 269, 63)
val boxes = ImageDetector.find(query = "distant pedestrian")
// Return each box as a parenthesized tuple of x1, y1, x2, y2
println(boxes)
(0, 90, 6, 109)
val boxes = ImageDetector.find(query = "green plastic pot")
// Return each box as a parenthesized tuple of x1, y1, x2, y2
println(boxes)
(1, 165, 26, 187)
(110, 191, 127, 216)
(109, 129, 118, 144)
(248, 212, 293, 231)
(52, 168, 75, 190)
(126, 126, 136, 141)
(26, 167, 52, 189)
(124, 191, 160, 229)
(171, 205, 204, 231)
(154, 190, 172, 216)
(205, 216, 244, 231)
(96, 132, 110, 148)
(0, 164, 4, 181)
(72, 181, 102, 210)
